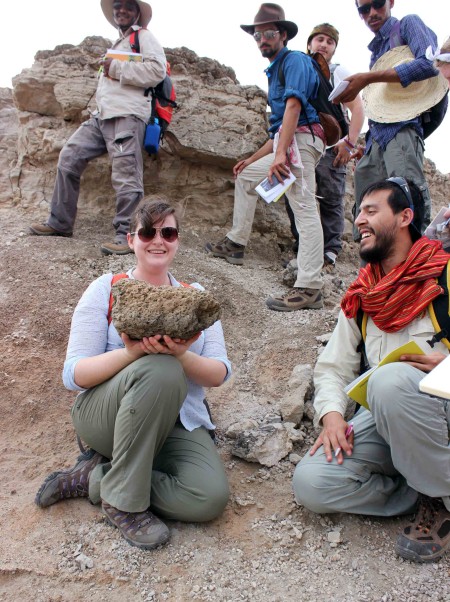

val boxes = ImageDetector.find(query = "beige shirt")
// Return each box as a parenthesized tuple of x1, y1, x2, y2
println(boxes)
(313, 308, 449, 424)
(96, 26, 166, 123)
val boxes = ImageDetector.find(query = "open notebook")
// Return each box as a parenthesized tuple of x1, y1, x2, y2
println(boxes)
(419, 354, 450, 400)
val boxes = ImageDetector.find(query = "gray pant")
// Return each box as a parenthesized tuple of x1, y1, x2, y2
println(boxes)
(47, 115, 146, 241)
(293, 363, 450, 516)
(353, 127, 431, 240)
(316, 149, 346, 257)
(227, 132, 325, 289)
(71, 355, 229, 521)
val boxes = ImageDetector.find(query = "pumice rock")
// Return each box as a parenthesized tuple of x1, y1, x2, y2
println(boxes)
(111, 279, 221, 340)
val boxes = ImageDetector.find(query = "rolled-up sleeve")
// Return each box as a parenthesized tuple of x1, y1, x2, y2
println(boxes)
(395, 15, 439, 87)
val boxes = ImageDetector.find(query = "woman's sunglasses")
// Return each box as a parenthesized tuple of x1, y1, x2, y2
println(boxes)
(357, 0, 386, 15)
(130, 226, 179, 243)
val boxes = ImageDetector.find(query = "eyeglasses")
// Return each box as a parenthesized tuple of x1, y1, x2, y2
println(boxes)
(253, 30, 280, 41)
(387, 177, 414, 211)
(357, 0, 386, 15)
(113, 1, 138, 11)
(130, 226, 179, 243)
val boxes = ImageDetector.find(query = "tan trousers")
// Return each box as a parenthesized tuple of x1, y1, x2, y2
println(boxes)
(227, 132, 325, 289)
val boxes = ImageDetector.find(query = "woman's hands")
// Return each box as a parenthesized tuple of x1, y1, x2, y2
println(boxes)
(127, 333, 201, 357)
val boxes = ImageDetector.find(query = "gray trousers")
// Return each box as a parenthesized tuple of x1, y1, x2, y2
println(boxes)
(353, 127, 431, 240)
(316, 149, 346, 257)
(71, 355, 229, 521)
(293, 363, 450, 516)
(227, 132, 325, 289)
(47, 115, 146, 241)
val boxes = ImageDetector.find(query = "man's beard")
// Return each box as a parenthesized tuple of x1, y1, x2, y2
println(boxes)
(359, 225, 397, 264)
(260, 47, 277, 59)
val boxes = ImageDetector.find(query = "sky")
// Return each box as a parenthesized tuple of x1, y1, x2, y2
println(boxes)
(2, 0, 449, 173)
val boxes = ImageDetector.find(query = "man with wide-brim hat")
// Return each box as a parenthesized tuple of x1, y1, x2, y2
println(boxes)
(206, 4, 327, 313)
(332, 0, 447, 241)
(30, 0, 166, 257)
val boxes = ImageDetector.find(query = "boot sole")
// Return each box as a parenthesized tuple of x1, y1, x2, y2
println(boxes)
(395, 538, 448, 563)
(100, 247, 134, 256)
(29, 227, 73, 237)
(103, 512, 170, 550)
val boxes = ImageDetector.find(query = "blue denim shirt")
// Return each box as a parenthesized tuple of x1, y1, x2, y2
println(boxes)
(265, 47, 320, 138)
(366, 15, 439, 151)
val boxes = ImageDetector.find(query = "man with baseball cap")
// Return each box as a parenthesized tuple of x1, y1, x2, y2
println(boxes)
(30, 0, 166, 255)
(206, 3, 326, 312)
(333, 0, 447, 241)
(284, 23, 364, 271)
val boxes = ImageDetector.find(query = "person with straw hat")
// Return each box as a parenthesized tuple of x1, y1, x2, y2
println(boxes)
(206, 3, 326, 312)
(30, 1, 166, 256)
(333, 0, 447, 241)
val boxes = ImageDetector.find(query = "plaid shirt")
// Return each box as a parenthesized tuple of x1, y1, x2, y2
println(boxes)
(366, 15, 439, 152)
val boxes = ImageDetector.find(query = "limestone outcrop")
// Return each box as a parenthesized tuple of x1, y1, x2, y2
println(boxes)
(111, 279, 222, 340)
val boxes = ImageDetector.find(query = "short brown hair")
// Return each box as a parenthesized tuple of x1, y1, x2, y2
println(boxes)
(130, 196, 180, 233)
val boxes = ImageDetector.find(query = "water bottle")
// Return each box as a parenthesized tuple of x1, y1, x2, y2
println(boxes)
(144, 118, 161, 155)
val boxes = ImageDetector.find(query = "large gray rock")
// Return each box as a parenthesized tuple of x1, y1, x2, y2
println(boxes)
(231, 423, 294, 467)
(111, 279, 221, 340)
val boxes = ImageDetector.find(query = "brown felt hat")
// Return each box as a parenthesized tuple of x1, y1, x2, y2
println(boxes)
(101, 0, 152, 29)
(240, 3, 298, 40)
(307, 23, 339, 48)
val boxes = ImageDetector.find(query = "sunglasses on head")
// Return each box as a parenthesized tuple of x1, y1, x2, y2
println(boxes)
(387, 177, 414, 211)
(130, 226, 179, 243)
(357, 0, 386, 15)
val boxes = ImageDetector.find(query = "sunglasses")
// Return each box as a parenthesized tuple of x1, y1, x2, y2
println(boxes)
(130, 226, 179, 243)
(357, 0, 386, 15)
(387, 177, 414, 211)
(253, 30, 280, 41)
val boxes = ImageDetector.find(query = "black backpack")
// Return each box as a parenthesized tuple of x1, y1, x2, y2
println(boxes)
(277, 50, 349, 146)
(389, 21, 448, 139)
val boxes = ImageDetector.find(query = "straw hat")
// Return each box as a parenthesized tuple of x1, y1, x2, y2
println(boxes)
(101, 0, 152, 29)
(240, 3, 298, 40)
(363, 46, 448, 123)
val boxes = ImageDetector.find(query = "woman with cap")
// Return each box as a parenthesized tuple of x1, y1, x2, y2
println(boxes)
(34, 196, 231, 550)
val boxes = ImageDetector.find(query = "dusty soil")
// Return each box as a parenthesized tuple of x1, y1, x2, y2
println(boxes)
(0, 203, 449, 602)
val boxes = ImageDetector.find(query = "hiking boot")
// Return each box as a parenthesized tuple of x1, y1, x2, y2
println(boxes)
(205, 237, 245, 265)
(100, 241, 133, 256)
(396, 496, 450, 563)
(102, 501, 170, 550)
(29, 223, 73, 237)
(266, 287, 323, 312)
(323, 252, 337, 274)
(35, 448, 107, 508)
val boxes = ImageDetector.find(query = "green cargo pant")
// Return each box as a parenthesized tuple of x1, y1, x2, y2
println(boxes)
(71, 355, 229, 521)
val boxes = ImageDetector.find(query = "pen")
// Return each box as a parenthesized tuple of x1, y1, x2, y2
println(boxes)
(334, 422, 354, 458)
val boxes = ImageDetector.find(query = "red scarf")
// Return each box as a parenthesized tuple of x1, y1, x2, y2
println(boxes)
(341, 238, 449, 332)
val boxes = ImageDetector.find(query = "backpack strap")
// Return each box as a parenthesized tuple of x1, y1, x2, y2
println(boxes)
(427, 260, 450, 349)
(108, 273, 129, 325)
(389, 20, 405, 49)
(129, 27, 144, 54)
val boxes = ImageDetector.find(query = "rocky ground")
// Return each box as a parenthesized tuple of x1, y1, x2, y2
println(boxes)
(0, 200, 449, 602)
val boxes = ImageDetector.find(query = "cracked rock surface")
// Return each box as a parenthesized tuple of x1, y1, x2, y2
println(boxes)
(111, 279, 222, 340)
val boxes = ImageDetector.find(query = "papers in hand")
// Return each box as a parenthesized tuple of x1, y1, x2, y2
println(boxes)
(328, 80, 349, 102)
(106, 49, 143, 62)
(419, 354, 450, 400)
(255, 171, 296, 204)
(344, 340, 425, 409)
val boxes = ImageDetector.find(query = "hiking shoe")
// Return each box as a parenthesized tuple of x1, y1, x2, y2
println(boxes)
(102, 501, 170, 550)
(100, 241, 133, 255)
(29, 223, 72, 237)
(396, 496, 450, 563)
(266, 287, 323, 312)
(205, 237, 245, 265)
(35, 448, 107, 508)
